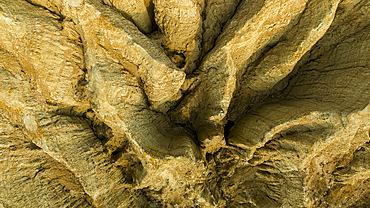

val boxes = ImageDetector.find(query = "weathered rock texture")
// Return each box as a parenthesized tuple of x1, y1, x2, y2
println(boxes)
(1, 0, 370, 207)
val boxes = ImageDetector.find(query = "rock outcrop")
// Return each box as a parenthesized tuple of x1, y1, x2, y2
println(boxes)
(1, 0, 370, 207)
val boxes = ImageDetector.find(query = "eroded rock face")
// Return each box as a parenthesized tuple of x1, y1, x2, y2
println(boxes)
(1, 0, 370, 207)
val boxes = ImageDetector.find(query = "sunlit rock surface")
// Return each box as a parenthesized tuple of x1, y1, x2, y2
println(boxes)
(1, 0, 370, 207)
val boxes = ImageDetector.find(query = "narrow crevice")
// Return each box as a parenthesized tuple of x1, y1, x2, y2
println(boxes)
(26, 142, 41, 150)
(223, 120, 235, 140)
(24, 0, 65, 21)
(75, 67, 88, 101)
(200, 0, 244, 59)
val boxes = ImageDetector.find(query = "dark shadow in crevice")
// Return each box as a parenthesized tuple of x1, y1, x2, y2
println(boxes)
(224, 120, 235, 140)
(168, 51, 186, 69)
(24, 0, 65, 22)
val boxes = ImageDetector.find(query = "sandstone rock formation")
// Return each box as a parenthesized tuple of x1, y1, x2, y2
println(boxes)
(1, 0, 370, 207)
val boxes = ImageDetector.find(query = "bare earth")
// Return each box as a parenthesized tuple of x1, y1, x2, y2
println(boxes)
(1, 0, 370, 207)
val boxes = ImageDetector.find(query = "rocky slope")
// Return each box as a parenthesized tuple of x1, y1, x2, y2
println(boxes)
(0, 0, 370, 207)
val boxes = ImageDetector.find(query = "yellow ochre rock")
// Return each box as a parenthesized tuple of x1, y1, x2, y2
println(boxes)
(1, 0, 370, 207)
